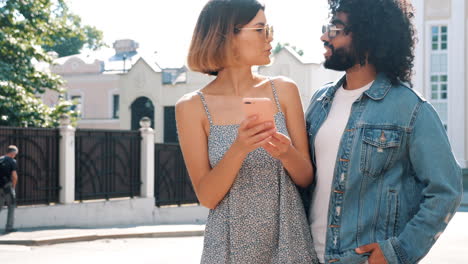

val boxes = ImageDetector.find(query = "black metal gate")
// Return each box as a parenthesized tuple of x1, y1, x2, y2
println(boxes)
(0, 127, 60, 205)
(154, 143, 198, 206)
(163, 106, 178, 143)
(75, 129, 141, 201)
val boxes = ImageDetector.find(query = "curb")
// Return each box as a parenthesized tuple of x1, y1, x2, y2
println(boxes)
(0, 229, 204, 246)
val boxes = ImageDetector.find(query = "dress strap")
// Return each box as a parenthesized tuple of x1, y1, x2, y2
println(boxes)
(268, 77, 282, 112)
(196, 91, 213, 126)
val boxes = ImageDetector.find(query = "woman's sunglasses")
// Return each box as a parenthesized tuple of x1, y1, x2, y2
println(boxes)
(237, 24, 274, 40)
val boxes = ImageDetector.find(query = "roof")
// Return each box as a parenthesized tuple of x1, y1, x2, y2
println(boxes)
(53, 48, 163, 74)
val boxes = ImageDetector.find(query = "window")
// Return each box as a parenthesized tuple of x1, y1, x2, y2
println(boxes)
(112, 94, 120, 119)
(70, 95, 82, 117)
(429, 25, 448, 127)
(162, 68, 187, 85)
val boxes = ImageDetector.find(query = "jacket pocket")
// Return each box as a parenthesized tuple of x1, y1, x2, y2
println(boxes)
(385, 189, 399, 239)
(360, 128, 402, 177)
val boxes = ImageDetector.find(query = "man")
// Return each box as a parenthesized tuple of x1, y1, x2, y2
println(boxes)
(304, 0, 463, 263)
(0, 145, 19, 234)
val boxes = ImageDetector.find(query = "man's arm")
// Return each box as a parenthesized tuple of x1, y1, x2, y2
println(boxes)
(11, 170, 17, 188)
(378, 102, 463, 263)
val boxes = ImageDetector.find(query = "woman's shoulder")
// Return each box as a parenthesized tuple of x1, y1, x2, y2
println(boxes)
(260, 75, 299, 92)
(176, 91, 200, 107)
(268, 75, 297, 86)
(177, 80, 216, 108)
(261, 75, 300, 98)
(175, 90, 204, 117)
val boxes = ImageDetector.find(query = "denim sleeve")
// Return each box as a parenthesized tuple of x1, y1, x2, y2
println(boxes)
(305, 91, 318, 128)
(378, 102, 463, 264)
(305, 87, 326, 132)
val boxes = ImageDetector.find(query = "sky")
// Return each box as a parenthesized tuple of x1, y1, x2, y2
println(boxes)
(68, 0, 330, 67)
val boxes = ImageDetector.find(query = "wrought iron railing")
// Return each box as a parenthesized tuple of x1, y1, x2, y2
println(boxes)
(75, 129, 141, 201)
(154, 143, 198, 206)
(0, 127, 60, 205)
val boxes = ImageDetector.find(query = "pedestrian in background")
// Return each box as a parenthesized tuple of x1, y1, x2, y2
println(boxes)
(0, 145, 19, 234)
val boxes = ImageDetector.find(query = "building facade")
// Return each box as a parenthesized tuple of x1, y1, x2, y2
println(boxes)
(412, 0, 467, 167)
(48, 40, 341, 143)
(48, 0, 468, 169)
(47, 39, 213, 143)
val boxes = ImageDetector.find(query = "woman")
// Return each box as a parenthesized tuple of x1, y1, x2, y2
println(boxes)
(176, 0, 318, 263)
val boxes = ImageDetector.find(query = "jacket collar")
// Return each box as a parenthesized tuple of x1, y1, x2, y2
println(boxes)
(317, 75, 344, 102)
(364, 73, 392, 100)
(319, 72, 392, 102)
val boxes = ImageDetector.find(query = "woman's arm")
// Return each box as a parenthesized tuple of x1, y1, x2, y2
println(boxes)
(176, 93, 276, 209)
(262, 77, 314, 187)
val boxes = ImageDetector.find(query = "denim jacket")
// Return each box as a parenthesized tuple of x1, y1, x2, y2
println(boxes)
(304, 73, 463, 264)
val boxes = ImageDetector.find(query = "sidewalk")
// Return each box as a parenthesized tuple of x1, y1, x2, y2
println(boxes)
(0, 211, 467, 254)
(421, 211, 468, 263)
(0, 224, 205, 246)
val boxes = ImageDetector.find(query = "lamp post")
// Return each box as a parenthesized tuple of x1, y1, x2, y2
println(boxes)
(123, 54, 127, 73)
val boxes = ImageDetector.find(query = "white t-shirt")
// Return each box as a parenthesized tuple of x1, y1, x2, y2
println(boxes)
(310, 81, 373, 263)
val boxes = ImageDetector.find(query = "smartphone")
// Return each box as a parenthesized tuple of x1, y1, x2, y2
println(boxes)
(242, 97, 276, 126)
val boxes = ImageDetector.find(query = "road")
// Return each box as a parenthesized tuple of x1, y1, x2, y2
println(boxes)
(0, 212, 467, 264)
(0, 236, 204, 264)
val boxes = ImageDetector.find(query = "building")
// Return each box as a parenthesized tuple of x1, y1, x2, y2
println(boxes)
(46, 39, 213, 143)
(48, 0, 468, 169)
(47, 39, 342, 143)
(412, 0, 467, 167)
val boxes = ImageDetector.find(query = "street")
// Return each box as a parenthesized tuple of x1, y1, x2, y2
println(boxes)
(0, 236, 204, 264)
(0, 212, 467, 264)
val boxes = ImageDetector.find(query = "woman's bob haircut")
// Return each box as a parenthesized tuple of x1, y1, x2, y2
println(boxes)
(187, 0, 265, 75)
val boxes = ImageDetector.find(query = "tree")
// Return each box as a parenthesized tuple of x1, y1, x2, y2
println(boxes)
(41, 0, 105, 57)
(0, 0, 79, 127)
(273, 42, 304, 56)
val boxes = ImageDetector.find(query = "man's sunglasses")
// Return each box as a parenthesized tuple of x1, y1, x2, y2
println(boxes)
(322, 24, 345, 39)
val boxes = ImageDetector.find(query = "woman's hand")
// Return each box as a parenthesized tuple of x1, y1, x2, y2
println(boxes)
(233, 115, 277, 156)
(262, 132, 292, 160)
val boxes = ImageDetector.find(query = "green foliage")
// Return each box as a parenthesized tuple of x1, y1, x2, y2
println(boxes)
(0, 0, 80, 127)
(42, 0, 106, 57)
(273, 42, 304, 56)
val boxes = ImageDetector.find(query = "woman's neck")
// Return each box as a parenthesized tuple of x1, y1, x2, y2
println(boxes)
(213, 66, 257, 96)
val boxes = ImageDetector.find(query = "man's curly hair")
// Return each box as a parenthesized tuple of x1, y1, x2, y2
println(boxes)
(328, 0, 416, 86)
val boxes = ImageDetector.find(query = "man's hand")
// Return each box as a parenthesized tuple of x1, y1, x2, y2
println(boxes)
(355, 243, 388, 264)
(10, 187, 16, 200)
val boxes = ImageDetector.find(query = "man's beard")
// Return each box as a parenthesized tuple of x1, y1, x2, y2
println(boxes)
(323, 43, 357, 71)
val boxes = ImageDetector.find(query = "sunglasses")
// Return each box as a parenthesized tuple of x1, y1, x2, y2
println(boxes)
(237, 24, 274, 40)
(322, 24, 345, 39)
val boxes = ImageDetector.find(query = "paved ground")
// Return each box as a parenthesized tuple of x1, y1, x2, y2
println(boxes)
(0, 224, 205, 246)
(420, 211, 468, 263)
(0, 212, 467, 263)
(0, 236, 204, 264)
